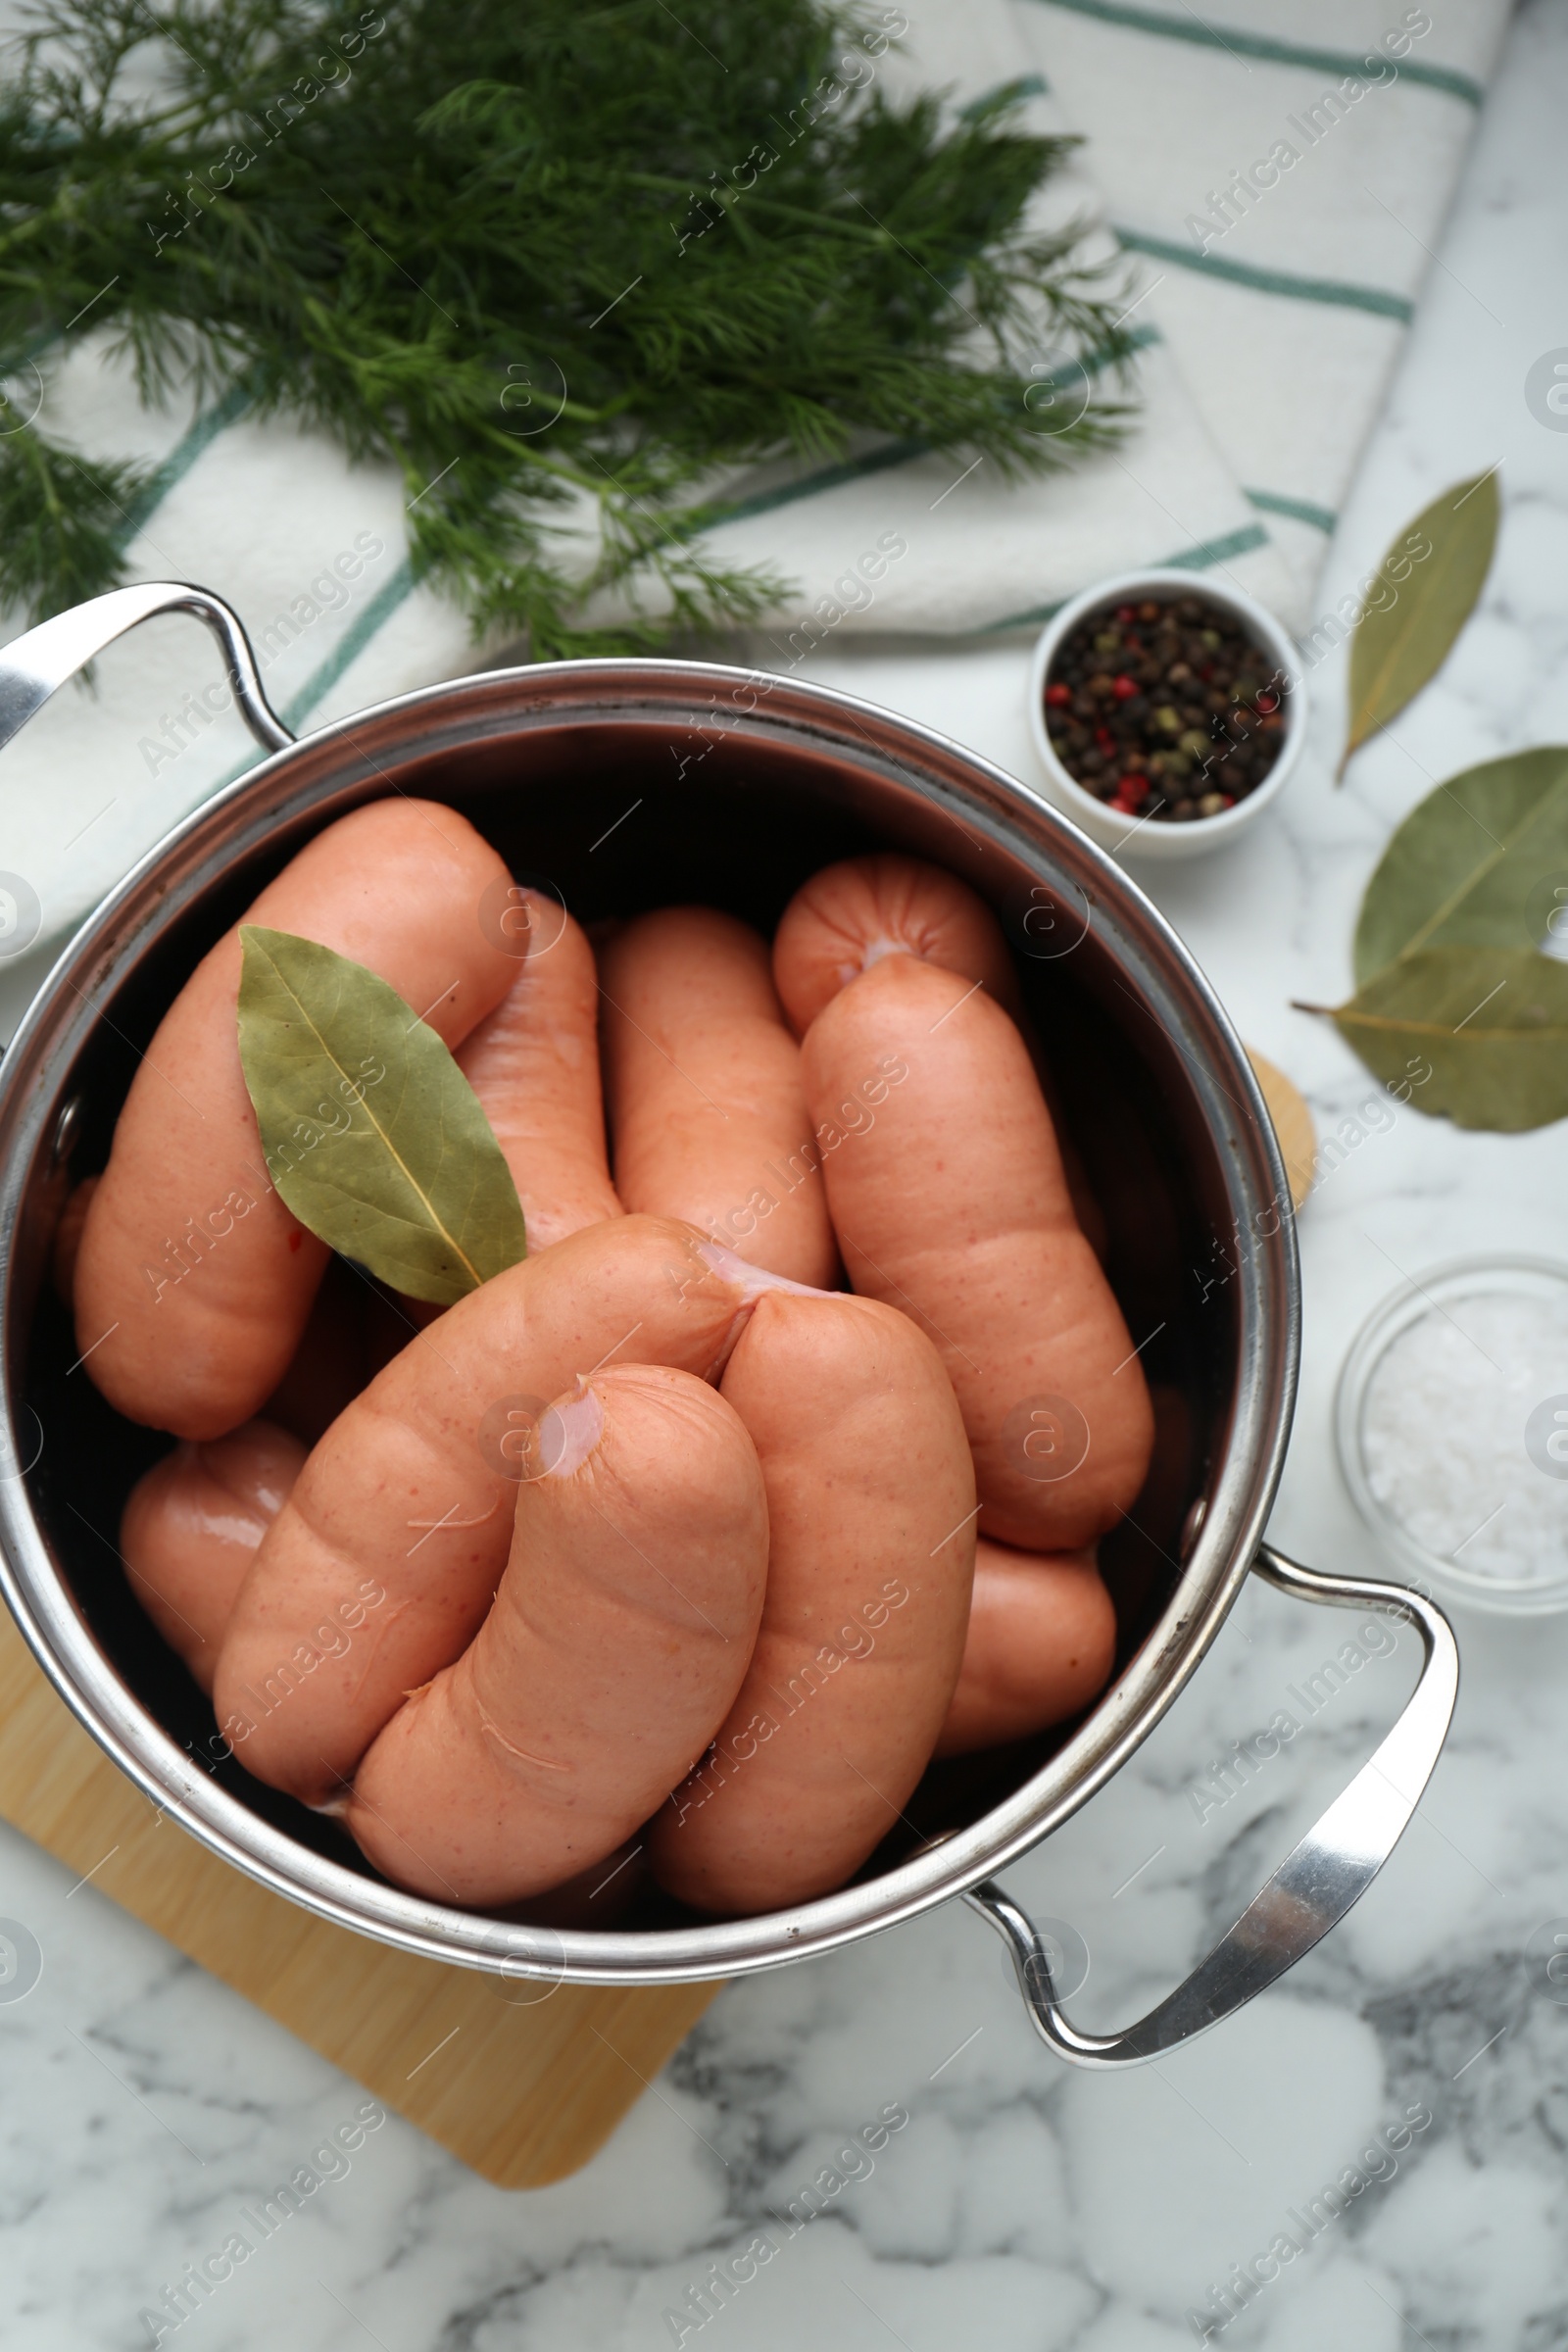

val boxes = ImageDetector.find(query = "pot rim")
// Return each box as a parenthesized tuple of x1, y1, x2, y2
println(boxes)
(0, 652, 1298, 1985)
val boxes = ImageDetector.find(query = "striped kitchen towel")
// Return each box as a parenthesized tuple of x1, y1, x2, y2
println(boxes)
(1010, 0, 1514, 602)
(0, 0, 1507, 957)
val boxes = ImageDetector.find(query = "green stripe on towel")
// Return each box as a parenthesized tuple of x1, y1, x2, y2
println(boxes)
(958, 73, 1051, 117)
(1026, 0, 1484, 105)
(976, 520, 1271, 633)
(1115, 227, 1413, 321)
(114, 377, 257, 550)
(211, 558, 418, 790)
(703, 439, 930, 531)
(1163, 521, 1272, 570)
(280, 559, 417, 731)
(701, 323, 1159, 535)
(1245, 487, 1337, 533)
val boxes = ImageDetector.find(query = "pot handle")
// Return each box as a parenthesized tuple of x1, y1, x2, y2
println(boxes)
(965, 1543, 1457, 2068)
(0, 581, 291, 760)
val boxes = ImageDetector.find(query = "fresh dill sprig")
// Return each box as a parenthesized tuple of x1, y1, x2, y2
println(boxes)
(0, 0, 1139, 649)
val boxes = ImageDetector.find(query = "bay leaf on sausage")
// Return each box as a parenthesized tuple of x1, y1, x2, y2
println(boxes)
(1315, 944, 1568, 1132)
(1339, 470, 1498, 779)
(237, 925, 526, 1301)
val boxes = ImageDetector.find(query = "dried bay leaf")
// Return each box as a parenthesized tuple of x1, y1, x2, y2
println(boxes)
(1313, 945, 1568, 1133)
(237, 926, 526, 1303)
(1339, 470, 1499, 779)
(1352, 746, 1568, 985)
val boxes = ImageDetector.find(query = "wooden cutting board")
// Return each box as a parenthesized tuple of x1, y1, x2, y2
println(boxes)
(1247, 1049, 1318, 1209)
(0, 1608, 716, 2187)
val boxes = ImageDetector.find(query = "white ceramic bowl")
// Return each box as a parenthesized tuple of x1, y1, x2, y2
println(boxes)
(1026, 569, 1306, 862)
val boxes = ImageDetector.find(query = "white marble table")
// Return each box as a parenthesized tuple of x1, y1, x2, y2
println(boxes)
(5, 5, 1568, 2347)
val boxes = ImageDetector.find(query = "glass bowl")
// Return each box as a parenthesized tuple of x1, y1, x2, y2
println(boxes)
(1336, 1253, 1568, 1617)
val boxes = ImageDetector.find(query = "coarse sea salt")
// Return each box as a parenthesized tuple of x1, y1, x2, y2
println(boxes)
(1359, 1288, 1568, 1585)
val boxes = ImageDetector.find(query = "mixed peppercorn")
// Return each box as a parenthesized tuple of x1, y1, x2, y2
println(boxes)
(1043, 593, 1289, 824)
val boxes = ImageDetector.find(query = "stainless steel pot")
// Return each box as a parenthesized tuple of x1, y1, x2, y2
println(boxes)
(0, 582, 1457, 2068)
